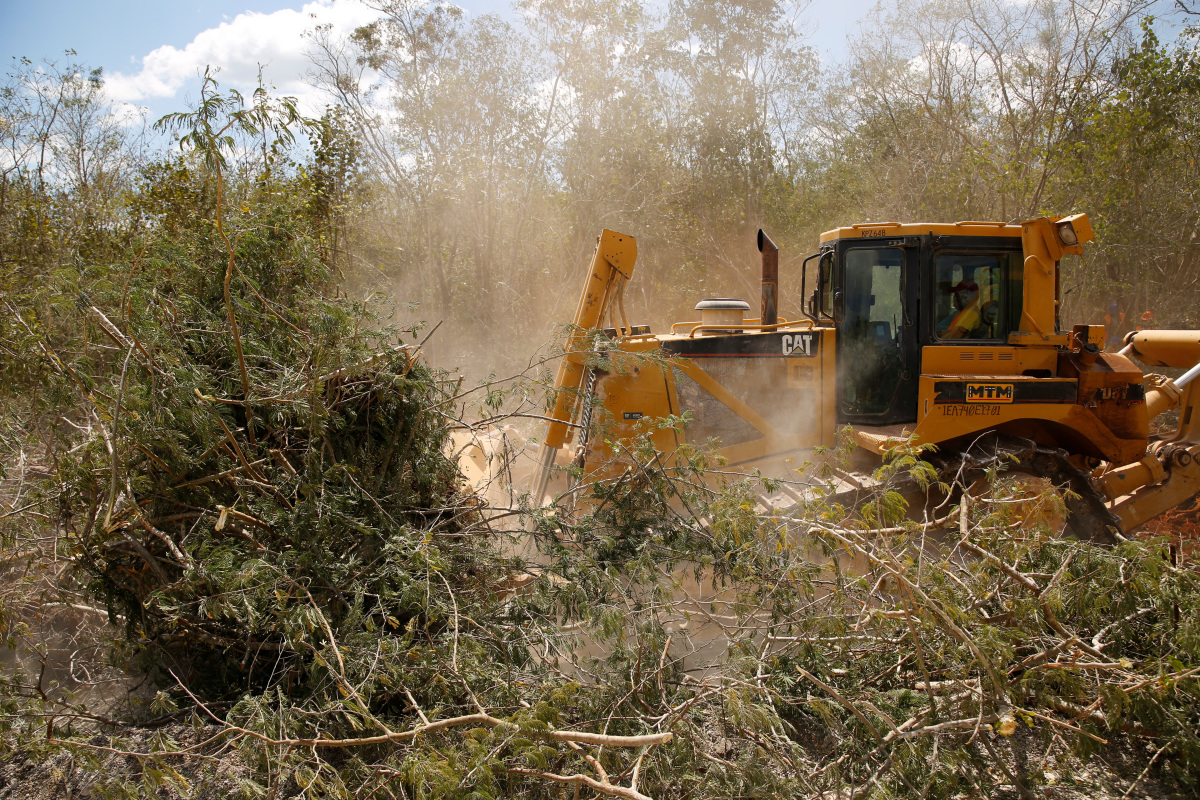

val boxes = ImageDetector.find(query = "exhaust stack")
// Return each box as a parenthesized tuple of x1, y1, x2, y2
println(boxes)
(758, 229, 778, 326)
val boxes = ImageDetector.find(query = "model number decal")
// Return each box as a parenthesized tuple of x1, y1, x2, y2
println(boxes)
(965, 383, 1014, 403)
(941, 404, 1001, 417)
(781, 333, 816, 357)
(623, 412, 643, 420)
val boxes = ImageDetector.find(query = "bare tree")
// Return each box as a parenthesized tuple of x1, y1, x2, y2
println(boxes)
(821, 0, 1151, 222)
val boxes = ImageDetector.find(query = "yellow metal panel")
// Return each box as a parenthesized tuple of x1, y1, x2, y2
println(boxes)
(909, 376, 1144, 464)
(658, 328, 833, 465)
(673, 360, 822, 457)
(821, 327, 837, 447)
(1075, 324, 1106, 347)
(1011, 218, 1062, 346)
(585, 341, 677, 478)
(819, 221, 1022, 244)
(1123, 330, 1200, 368)
(674, 359, 779, 437)
(597, 229, 637, 278)
(716, 435, 813, 465)
(921, 346, 1057, 377)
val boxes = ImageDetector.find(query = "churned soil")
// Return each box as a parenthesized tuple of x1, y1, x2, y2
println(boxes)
(1139, 497, 1200, 566)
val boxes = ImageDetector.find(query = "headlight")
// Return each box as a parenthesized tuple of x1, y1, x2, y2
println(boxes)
(1056, 221, 1079, 247)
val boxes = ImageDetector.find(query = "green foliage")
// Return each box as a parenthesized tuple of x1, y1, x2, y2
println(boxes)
(21, 82, 510, 714)
(1059, 18, 1200, 327)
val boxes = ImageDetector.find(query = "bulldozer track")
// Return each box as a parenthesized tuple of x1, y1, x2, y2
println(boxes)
(733, 434, 1124, 547)
(807, 435, 1125, 545)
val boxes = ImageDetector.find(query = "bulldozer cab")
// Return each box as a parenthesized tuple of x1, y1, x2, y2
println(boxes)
(812, 228, 1026, 426)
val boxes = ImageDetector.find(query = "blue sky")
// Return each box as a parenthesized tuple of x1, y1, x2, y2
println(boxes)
(2, 0, 877, 121)
(0, 1, 869, 70)
(7, 0, 1186, 128)
(3, 1, 305, 70)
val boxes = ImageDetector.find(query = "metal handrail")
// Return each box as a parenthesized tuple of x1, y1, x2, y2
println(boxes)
(670, 317, 800, 334)
(681, 319, 818, 338)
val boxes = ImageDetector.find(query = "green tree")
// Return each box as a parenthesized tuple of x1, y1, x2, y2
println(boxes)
(814, 0, 1151, 223)
(155, 74, 301, 443)
(1058, 20, 1200, 326)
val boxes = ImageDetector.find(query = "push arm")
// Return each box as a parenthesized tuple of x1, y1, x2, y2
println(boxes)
(531, 230, 637, 503)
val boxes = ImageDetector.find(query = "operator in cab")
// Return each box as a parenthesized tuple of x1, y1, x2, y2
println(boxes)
(938, 279, 982, 339)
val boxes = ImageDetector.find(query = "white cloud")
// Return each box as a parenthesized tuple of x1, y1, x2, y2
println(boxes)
(103, 0, 383, 115)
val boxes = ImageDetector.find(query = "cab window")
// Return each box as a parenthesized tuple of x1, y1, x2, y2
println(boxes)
(934, 252, 1021, 341)
(818, 251, 835, 319)
(840, 247, 904, 416)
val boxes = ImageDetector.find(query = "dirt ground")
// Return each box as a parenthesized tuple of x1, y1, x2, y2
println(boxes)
(1137, 497, 1200, 566)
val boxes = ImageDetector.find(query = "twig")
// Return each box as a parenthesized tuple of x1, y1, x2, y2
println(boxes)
(103, 346, 135, 529)
(507, 767, 653, 800)
(403, 689, 430, 726)
(212, 136, 256, 445)
(1121, 741, 1169, 799)
(795, 666, 881, 742)
(1021, 708, 1107, 745)
(980, 734, 1037, 800)
(176, 676, 672, 749)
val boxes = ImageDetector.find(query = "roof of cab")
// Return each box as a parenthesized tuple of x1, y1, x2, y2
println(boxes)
(819, 221, 1023, 244)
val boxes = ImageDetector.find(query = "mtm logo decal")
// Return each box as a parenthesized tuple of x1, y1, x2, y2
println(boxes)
(965, 383, 1014, 403)
(781, 333, 816, 357)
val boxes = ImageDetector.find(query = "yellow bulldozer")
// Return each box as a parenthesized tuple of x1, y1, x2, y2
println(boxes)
(487, 214, 1200, 541)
